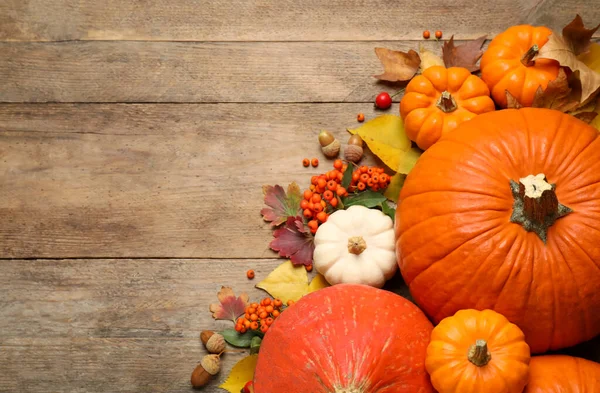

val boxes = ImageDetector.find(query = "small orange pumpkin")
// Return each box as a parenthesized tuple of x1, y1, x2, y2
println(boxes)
(524, 355, 600, 392)
(480, 25, 560, 108)
(426, 309, 530, 393)
(400, 66, 495, 151)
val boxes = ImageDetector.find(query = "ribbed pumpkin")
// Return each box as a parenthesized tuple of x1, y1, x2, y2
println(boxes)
(480, 25, 560, 108)
(396, 108, 600, 353)
(426, 309, 530, 393)
(253, 284, 435, 393)
(523, 355, 600, 392)
(400, 66, 495, 150)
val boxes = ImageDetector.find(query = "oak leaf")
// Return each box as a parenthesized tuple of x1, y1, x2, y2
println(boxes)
(219, 355, 258, 393)
(209, 287, 249, 322)
(442, 35, 487, 72)
(261, 183, 302, 227)
(562, 14, 600, 56)
(532, 68, 580, 112)
(374, 48, 421, 82)
(256, 260, 330, 304)
(269, 216, 314, 266)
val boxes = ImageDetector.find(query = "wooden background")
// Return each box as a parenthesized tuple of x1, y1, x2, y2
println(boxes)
(1, 1, 599, 392)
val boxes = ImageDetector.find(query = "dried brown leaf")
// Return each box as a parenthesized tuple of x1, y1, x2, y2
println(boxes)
(531, 68, 581, 112)
(442, 35, 487, 72)
(538, 33, 600, 104)
(374, 48, 421, 82)
(562, 14, 600, 56)
(505, 90, 523, 109)
(573, 111, 598, 124)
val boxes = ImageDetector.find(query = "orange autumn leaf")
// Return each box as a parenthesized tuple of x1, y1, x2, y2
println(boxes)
(373, 48, 421, 82)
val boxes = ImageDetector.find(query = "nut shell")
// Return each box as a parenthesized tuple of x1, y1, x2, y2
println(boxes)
(200, 330, 215, 346)
(200, 354, 221, 375)
(344, 144, 363, 163)
(191, 364, 212, 388)
(206, 333, 226, 354)
(322, 139, 341, 158)
(318, 130, 335, 147)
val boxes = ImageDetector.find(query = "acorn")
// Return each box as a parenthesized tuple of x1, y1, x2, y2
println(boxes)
(191, 354, 221, 389)
(344, 134, 364, 163)
(200, 330, 214, 346)
(318, 130, 341, 158)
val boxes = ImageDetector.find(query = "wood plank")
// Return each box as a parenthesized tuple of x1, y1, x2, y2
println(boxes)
(0, 103, 386, 259)
(4, 0, 596, 42)
(1, 40, 458, 103)
(0, 258, 597, 393)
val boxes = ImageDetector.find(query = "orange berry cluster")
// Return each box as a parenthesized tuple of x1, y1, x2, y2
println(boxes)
(235, 298, 294, 334)
(302, 159, 349, 234)
(349, 165, 390, 192)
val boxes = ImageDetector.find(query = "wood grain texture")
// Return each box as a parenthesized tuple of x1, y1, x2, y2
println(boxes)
(0, 258, 596, 393)
(0, 103, 385, 259)
(1, 40, 460, 103)
(4, 0, 598, 42)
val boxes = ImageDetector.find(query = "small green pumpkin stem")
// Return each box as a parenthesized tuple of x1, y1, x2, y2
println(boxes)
(468, 339, 492, 367)
(436, 91, 457, 113)
(521, 44, 539, 67)
(510, 174, 572, 243)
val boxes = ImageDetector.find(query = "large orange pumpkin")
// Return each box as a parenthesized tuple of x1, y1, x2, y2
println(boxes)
(253, 284, 435, 393)
(480, 25, 560, 108)
(523, 355, 600, 392)
(396, 108, 600, 353)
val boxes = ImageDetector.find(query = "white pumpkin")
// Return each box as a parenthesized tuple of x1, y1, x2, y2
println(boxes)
(313, 205, 397, 288)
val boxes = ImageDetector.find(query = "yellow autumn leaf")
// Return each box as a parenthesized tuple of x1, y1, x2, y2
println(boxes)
(308, 273, 330, 293)
(256, 261, 330, 303)
(419, 45, 444, 72)
(218, 355, 258, 393)
(384, 173, 406, 203)
(348, 115, 412, 171)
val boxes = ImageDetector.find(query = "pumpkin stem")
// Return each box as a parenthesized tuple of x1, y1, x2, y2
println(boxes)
(521, 44, 539, 67)
(347, 236, 367, 255)
(468, 339, 492, 367)
(510, 173, 572, 243)
(436, 91, 457, 113)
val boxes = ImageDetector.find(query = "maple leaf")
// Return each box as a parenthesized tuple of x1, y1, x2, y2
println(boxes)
(442, 35, 487, 72)
(261, 183, 302, 227)
(562, 14, 600, 56)
(209, 286, 249, 322)
(538, 23, 600, 104)
(506, 90, 524, 109)
(532, 68, 580, 112)
(373, 48, 421, 82)
(269, 216, 315, 266)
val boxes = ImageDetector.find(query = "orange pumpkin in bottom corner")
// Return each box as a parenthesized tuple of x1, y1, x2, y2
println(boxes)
(426, 309, 530, 393)
(523, 355, 600, 392)
(400, 65, 495, 151)
(253, 284, 435, 393)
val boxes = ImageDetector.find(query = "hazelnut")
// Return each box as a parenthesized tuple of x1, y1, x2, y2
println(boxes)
(345, 134, 364, 163)
(318, 130, 340, 158)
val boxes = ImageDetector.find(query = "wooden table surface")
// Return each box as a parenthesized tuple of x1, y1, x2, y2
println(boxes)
(1, 1, 599, 392)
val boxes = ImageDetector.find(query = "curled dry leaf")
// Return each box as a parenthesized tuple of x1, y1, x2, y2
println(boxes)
(374, 47, 421, 82)
(419, 45, 445, 72)
(562, 14, 600, 56)
(532, 68, 580, 112)
(538, 18, 600, 104)
(256, 260, 330, 304)
(573, 111, 598, 124)
(218, 355, 258, 393)
(506, 90, 524, 109)
(270, 216, 314, 266)
(209, 287, 250, 322)
(442, 35, 487, 72)
(261, 183, 302, 227)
